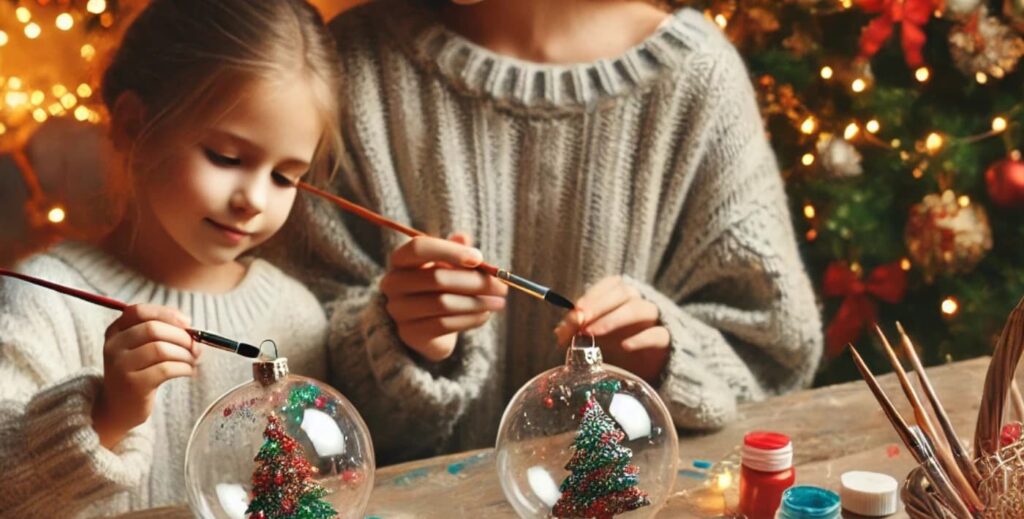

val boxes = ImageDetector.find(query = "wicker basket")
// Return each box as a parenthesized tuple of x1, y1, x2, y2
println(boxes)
(902, 299, 1024, 518)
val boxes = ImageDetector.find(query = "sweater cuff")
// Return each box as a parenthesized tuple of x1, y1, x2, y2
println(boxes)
(621, 275, 737, 430)
(23, 370, 152, 502)
(340, 278, 495, 428)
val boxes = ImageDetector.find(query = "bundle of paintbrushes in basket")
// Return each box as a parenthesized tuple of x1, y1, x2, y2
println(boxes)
(849, 297, 1024, 519)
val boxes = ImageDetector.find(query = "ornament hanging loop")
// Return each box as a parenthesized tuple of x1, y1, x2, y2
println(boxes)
(259, 339, 279, 360)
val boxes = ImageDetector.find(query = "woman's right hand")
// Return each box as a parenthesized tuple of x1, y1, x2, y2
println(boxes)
(380, 233, 508, 362)
(93, 304, 200, 448)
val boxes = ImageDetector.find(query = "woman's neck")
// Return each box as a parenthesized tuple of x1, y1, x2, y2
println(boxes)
(100, 207, 246, 294)
(437, 0, 670, 64)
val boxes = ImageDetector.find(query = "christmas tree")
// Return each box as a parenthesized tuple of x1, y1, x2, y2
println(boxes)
(247, 415, 337, 519)
(682, 0, 1024, 383)
(552, 397, 650, 519)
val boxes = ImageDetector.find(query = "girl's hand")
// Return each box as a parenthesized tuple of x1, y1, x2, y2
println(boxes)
(554, 276, 670, 384)
(93, 304, 200, 448)
(380, 233, 508, 362)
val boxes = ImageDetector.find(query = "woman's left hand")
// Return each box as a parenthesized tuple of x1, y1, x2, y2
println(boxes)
(554, 276, 670, 384)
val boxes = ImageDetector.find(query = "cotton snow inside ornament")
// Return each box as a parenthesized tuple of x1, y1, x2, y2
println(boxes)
(185, 342, 374, 519)
(495, 335, 678, 518)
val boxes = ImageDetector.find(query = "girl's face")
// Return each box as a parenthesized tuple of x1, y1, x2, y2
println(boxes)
(138, 77, 323, 266)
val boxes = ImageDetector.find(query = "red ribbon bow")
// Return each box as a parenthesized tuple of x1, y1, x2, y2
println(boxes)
(823, 261, 907, 357)
(856, 0, 935, 68)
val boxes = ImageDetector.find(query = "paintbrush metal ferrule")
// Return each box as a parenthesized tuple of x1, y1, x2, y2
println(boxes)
(189, 329, 261, 359)
(908, 426, 978, 519)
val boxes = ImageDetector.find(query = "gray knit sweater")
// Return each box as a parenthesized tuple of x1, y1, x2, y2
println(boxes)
(0, 242, 329, 517)
(284, 0, 822, 464)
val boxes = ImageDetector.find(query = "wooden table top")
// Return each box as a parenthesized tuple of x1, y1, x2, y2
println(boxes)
(120, 356, 993, 518)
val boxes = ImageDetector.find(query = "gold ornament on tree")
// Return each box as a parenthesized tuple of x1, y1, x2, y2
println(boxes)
(904, 190, 993, 282)
(948, 7, 1024, 79)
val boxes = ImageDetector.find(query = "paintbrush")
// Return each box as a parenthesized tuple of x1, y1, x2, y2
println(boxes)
(873, 326, 983, 509)
(0, 268, 261, 358)
(849, 345, 976, 518)
(895, 321, 984, 488)
(295, 181, 575, 311)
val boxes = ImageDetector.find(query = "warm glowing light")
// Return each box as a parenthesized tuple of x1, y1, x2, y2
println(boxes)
(16, 7, 31, 23)
(912, 168, 924, 179)
(32, 108, 48, 123)
(806, 229, 818, 241)
(81, 44, 96, 61)
(844, 123, 860, 140)
(820, 66, 834, 80)
(801, 153, 815, 166)
(900, 258, 912, 271)
(891, 138, 901, 148)
(52, 84, 68, 97)
(993, 117, 1008, 133)
(30, 91, 45, 106)
(803, 204, 816, 219)
(60, 93, 77, 109)
(8, 77, 22, 90)
(99, 12, 114, 27)
(925, 132, 944, 154)
(24, 23, 41, 39)
(852, 78, 867, 93)
(714, 14, 728, 28)
(915, 67, 930, 82)
(87, 0, 107, 14)
(958, 195, 970, 207)
(74, 106, 90, 121)
(800, 117, 818, 135)
(47, 207, 66, 224)
(0, 31, 8, 47)
(56, 13, 74, 31)
(716, 471, 733, 491)
(941, 297, 960, 316)
(0, 123, 6, 135)
(866, 120, 880, 134)
(976, 72, 989, 84)
(5, 91, 28, 108)
(77, 84, 93, 98)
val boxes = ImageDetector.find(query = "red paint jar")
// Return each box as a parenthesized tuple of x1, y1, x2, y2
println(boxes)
(738, 431, 795, 519)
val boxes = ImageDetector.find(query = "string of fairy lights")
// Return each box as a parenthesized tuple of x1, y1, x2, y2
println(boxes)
(1, 0, 123, 232)
(702, 0, 1024, 321)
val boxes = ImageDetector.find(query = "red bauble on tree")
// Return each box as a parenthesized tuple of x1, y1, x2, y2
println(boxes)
(985, 156, 1024, 208)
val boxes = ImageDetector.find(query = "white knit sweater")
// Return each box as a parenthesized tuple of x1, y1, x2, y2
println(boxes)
(279, 0, 823, 464)
(0, 242, 328, 517)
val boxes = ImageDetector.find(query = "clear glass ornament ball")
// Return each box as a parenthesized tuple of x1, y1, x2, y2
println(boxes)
(185, 357, 374, 519)
(495, 337, 679, 518)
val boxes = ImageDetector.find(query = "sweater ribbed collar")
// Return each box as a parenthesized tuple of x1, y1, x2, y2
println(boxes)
(382, 1, 711, 113)
(46, 241, 280, 333)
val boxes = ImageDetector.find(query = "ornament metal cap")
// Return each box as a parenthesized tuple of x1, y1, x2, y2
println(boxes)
(252, 340, 288, 386)
(567, 333, 602, 369)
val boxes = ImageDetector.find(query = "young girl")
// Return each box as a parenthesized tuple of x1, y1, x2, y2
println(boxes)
(0, 1, 342, 515)
(286, 0, 824, 464)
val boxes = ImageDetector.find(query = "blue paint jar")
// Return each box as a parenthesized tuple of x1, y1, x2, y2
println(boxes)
(775, 486, 841, 519)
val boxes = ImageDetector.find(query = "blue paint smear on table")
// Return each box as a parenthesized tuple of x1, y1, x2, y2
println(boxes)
(446, 452, 489, 475)
(393, 467, 429, 486)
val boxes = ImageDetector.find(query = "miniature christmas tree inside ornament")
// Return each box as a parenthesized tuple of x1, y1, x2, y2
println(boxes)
(495, 335, 678, 518)
(185, 341, 374, 519)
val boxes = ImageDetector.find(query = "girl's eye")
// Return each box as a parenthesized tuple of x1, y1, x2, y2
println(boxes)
(271, 171, 296, 187)
(203, 147, 241, 166)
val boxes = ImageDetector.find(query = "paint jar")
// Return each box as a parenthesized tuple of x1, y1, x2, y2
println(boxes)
(738, 431, 795, 519)
(775, 486, 842, 519)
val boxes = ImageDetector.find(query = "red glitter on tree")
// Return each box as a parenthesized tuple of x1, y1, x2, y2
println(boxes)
(246, 415, 337, 519)
(552, 397, 649, 519)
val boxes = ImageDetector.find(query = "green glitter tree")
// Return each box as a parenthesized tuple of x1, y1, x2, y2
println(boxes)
(246, 415, 337, 519)
(552, 397, 650, 519)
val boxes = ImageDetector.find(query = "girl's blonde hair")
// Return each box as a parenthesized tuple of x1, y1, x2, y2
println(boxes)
(101, 0, 342, 186)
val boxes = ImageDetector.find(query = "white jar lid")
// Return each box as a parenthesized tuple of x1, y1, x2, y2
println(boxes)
(840, 471, 899, 517)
